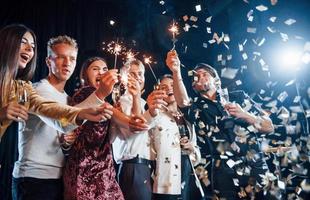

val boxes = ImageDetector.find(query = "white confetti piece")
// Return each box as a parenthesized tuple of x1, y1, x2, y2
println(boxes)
(277, 91, 288, 102)
(256, 4, 268, 12)
(284, 18, 296, 26)
(206, 27, 211, 33)
(221, 67, 239, 79)
(242, 52, 248, 60)
(190, 16, 198, 22)
(195, 5, 201, 12)
(236, 80, 242, 85)
(238, 43, 244, 51)
(205, 16, 212, 23)
(267, 26, 276, 33)
(247, 27, 257, 33)
(270, 16, 277, 22)
(280, 32, 289, 42)
(227, 159, 236, 168)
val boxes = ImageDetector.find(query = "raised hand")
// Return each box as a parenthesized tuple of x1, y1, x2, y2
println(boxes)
(0, 102, 28, 122)
(127, 74, 141, 97)
(96, 69, 119, 100)
(146, 90, 168, 117)
(165, 50, 181, 73)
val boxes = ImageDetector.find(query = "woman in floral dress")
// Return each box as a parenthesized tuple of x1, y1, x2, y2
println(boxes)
(63, 57, 124, 200)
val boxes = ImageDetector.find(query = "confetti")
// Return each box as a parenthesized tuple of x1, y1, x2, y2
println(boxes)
(247, 27, 257, 33)
(195, 5, 201, 12)
(284, 18, 296, 26)
(256, 4, 268, 12)
(205, 16, 212, 23)
(221, 67, 239, 79)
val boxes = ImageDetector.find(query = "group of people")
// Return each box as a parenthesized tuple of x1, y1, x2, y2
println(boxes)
(0, 23, 277, 200)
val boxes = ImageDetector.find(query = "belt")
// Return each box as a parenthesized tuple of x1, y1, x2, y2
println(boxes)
(122, 157, 154, 166)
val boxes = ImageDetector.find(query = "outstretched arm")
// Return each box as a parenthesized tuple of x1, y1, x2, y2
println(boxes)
(165, 50, 190, 108)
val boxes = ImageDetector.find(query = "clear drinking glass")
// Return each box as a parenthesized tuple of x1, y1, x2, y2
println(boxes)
(17, 81, 30, 132)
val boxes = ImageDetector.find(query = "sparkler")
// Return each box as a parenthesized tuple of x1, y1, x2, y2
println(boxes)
(168, 20, 179, 50)
(125, 49, 139, 61)
(143, 55, 158, 82)
(102, 39, 125, 69)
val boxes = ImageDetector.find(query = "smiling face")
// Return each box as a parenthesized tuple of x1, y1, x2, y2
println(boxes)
(46, 43, 77, 82)
(18, 31, 35, 69)
(159, 77, 175, 104)
(128, 64, 145, 91)
(86, 59, 108, 88)
(193, 68, 217, 95)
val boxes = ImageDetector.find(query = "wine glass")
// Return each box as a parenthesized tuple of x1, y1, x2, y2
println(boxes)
(219, 87, 235, 130)
(17, 81, 30, 132)
(112, 71, 127, 105)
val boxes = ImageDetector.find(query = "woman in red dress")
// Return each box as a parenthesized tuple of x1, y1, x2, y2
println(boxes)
(63, 57, 124, 200)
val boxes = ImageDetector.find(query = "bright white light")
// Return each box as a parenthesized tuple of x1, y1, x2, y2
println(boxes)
(275, 48, 302, 70)
(109, 20, 115, 26)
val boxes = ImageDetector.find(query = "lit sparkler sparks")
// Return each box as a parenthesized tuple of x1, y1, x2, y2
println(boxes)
(168, 20, 179, 50)
(125, 49, 139, 60)
(143, 55, 158, 82)
(102, 40, 126, 69)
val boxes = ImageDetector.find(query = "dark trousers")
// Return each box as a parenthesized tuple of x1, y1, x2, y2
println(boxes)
(118, 158, 153, 200)
(152, 193, 181, 200)
(12, 177, 63, 200)
(213, 163, 238, 200)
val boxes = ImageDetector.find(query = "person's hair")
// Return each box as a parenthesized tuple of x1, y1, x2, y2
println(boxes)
(47, 35, 78, 57)
(0, 24, 37, 105)
(79, 57, 107, 86)
(194, 63, 219, 80)
(120, 58, 145, 74)
(159, 74, 173, 82)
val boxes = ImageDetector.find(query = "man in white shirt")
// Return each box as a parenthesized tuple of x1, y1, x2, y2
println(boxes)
(112, 58, 154, 200)
(12, 35, 114, 200)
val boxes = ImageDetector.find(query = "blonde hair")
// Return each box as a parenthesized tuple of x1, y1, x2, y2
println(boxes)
(47, 35, 78, 57)
(120, 58, 145, 74)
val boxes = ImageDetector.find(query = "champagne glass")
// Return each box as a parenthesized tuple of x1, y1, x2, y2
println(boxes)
(219, 87, 235, 130)
(17, 81, 30, 132)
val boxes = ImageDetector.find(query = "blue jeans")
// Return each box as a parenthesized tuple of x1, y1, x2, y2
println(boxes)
(12, 177, 63, 200)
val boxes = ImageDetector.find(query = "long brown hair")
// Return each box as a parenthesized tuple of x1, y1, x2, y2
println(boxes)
(0, 24, 37, 106)
(79, 57, 107, 87)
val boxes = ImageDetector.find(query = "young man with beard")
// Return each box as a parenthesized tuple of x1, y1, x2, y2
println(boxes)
(165, 50, 274, 199)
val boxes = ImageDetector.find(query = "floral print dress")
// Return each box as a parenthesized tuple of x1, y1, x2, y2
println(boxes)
(63, 86, 124, 200)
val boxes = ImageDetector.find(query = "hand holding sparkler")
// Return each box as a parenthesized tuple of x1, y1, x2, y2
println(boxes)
(146, 89, 168, 117)
(166, 50, 181, 74)
(95, 69, 119, 100)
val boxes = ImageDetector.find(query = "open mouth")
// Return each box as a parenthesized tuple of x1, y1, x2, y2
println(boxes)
(167, 92, 174, 96)
(95, 77, 101, 84)
(20, 53, 30, 62)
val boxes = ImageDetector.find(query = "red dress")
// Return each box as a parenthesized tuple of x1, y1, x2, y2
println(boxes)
(63, 86, 124, 200)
